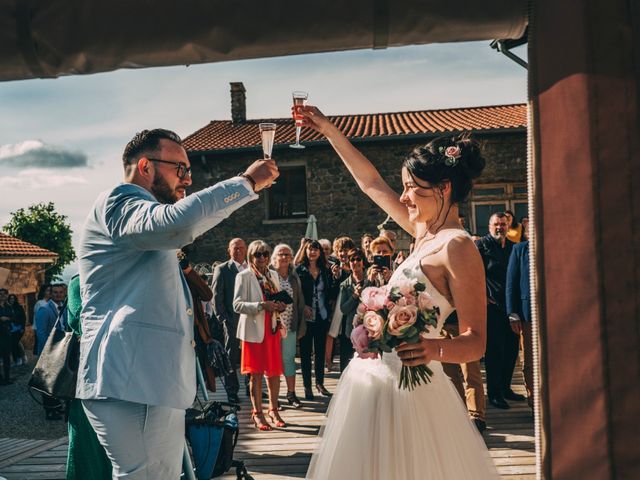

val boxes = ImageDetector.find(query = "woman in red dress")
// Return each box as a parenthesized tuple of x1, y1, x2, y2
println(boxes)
(233, 240, 287, 431)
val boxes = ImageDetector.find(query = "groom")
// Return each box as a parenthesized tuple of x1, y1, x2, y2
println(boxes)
(77, 128, 278, 478)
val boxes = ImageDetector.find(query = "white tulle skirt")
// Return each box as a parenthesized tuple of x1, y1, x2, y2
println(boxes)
(306, 353, 499, 480)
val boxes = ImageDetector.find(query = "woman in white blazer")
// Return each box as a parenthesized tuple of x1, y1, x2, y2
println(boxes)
(234, 240, 287, 431)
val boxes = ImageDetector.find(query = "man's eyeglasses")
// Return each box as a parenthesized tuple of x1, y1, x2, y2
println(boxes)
(253, 251, 270, 258)
(147, 158, 192, 180)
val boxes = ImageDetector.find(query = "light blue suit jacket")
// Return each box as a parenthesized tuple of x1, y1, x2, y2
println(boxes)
(76, 179, 257, 409)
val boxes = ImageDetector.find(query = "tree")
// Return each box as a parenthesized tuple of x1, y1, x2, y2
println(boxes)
(3, 202, 76, 282)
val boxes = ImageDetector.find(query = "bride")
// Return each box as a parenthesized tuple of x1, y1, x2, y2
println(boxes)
(299, 106, 499, 479)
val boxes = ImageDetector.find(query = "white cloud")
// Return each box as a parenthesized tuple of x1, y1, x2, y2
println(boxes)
(0, 168, 88, 189)
(0, 140, 88, 168)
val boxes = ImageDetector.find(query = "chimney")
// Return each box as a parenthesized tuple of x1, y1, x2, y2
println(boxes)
(230, 82, 246, 124)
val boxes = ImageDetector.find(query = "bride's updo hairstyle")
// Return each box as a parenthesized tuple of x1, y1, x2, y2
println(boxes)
(403, 133, 485, 204)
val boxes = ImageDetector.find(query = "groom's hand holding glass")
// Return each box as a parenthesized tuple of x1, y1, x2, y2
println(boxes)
(241, 159, 280, 191)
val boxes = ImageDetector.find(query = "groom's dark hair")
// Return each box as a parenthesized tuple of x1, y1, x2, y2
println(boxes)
(122, 129, 182, 167)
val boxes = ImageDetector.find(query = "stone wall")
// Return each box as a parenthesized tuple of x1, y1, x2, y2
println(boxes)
(186, 130, 526, 264)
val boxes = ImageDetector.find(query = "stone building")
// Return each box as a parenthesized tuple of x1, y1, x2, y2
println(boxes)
(0, 232, 58, 320)
(183, 83, 527, 263)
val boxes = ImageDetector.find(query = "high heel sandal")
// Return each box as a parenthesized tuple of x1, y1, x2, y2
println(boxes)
(268, 408, 287, 428)
(251, 410, 272, 431)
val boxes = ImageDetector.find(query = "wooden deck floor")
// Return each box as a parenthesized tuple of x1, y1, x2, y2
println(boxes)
(0, 362, 534, 479)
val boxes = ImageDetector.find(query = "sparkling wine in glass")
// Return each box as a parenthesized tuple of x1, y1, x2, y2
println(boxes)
(259, 123, 276, 159)
(289, 91, 308, 149)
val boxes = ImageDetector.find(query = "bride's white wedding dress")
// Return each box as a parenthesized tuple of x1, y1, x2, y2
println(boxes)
(306, 229, 499, 479)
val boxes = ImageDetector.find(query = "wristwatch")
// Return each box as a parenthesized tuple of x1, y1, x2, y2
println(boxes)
(257, 302, 265, 312)
(238, 173, 257, 191)
(508, 313, 521, 322)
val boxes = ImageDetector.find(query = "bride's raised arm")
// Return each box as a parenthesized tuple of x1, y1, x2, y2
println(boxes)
(300, 106, 415, 237)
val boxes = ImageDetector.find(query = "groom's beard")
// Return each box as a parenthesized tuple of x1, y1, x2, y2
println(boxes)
(151, 171, 179, 205)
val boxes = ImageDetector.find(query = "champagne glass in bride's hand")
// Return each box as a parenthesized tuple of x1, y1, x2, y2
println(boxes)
(289, 91, 308, 149)
(259, 123, 276, 159)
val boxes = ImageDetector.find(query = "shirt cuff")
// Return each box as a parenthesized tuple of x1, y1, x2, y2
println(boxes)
(234, 176, 259, 200)
(235, 176, 259, 199)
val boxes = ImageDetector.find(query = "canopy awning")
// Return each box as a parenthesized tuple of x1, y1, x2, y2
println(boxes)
(0, 0, 527, 81)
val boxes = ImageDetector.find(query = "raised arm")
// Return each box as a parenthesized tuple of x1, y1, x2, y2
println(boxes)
(106, 178, 258, 250)
(300, 106, 415, 237)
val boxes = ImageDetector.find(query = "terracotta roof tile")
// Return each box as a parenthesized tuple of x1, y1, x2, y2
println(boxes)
(183, 103, 527, 153)
(0, 233, 58, 259)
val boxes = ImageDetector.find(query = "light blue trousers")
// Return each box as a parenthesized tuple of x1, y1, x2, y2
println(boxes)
(281, 331, 297, 378)
(82, 398, 184, 479)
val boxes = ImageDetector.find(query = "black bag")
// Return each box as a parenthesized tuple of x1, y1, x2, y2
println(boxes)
(28, 309, 79, 401)
(266, 290, 294, 305)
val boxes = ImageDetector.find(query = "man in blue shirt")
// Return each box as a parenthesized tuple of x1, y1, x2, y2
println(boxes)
(34, 283, 67, 420)
(78, 128, 278, 478)
(506, 240, 533, 410)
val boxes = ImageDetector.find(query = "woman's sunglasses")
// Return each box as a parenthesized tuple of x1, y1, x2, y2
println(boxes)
(253, 251, 270, 258)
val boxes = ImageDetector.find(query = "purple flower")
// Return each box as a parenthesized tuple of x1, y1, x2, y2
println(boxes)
(350, 324, 370, 354)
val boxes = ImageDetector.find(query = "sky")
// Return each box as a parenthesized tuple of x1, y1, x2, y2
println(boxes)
(0, 41, 527, 280)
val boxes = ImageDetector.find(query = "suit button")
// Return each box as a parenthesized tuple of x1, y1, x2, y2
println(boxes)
(186, 308, 193, 316)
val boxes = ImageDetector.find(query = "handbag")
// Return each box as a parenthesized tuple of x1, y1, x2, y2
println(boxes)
(28, 312, 80, 401)
(266, 289, 294, 305)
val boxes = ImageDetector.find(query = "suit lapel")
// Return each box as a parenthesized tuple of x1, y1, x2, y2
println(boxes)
(229, 261, 239, 275)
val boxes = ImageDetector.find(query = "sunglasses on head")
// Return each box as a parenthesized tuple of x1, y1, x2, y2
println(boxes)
(253, 251, 270, 258)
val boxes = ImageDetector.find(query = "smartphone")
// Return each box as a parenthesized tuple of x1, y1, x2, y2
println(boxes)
(372, 255, 391, 269)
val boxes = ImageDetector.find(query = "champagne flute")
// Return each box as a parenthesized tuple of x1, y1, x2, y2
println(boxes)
(259, 123, 276, 159)
(289, 91, 308, 149)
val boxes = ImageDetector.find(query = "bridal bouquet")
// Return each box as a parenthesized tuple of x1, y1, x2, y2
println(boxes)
(350, 278, 440, 390)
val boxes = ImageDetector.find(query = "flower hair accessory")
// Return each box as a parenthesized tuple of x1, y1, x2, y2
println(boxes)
(439, 145, 462, 167)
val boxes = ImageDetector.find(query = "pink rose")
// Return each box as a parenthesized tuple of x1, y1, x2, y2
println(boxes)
(417, 291, 435, 311)
(395, 278, 417, 296)
(360, 286, 389, 311)
(387, 305, 418, 336)
(363, 311, 384, 340)
(445, 146, 461, 159)
(350, 324, 370, 354)
(396, 295, 416, 307)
